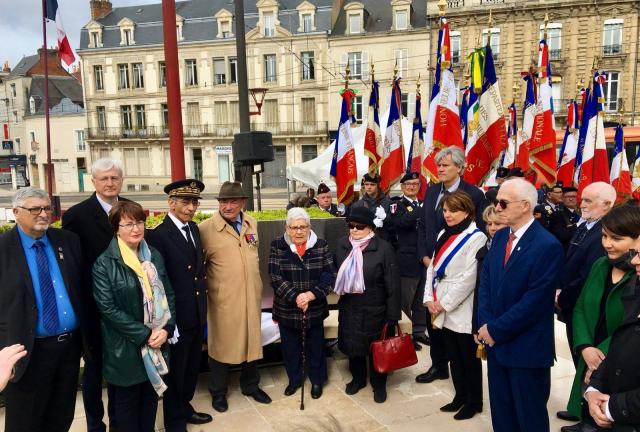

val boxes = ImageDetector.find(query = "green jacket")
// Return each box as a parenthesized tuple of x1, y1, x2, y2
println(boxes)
(567, 257, 632, 417)
(92, 238, 176, 387)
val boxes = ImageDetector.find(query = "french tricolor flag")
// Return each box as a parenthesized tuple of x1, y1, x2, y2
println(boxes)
(556, 100, 579, 186)
(610, 124, 631, 203)
(330, 89, 358, 205)
(45, 0, 76, 66)
(380, 78, 405, 192)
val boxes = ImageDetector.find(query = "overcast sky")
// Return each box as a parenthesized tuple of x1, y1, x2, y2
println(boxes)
(0, 0, 150, 69)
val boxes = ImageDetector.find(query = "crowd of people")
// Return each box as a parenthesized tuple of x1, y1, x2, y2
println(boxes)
(2, 145, 640, 432)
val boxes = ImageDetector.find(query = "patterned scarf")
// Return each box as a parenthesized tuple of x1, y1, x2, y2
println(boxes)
(118, 237, 171, 396)
(333, 232, 375, 295)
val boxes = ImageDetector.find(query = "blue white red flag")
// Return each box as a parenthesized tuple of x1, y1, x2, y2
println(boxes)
(45, 0, 76, 66)
(330, 90, 358, 204)
(610, 124, 631, 203)
(380, 79, 405, 192)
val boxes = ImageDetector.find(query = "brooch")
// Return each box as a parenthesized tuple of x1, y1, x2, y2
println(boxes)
(245, 233, 259, 247)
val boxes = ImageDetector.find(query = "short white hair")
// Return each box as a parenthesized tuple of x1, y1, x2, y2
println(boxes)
(501, 178, 538, 214)
(583, 182, 616, 209)
(91, 158, 124, 178)
(286, 207, 310, 226)
(12, 187, 49, 208)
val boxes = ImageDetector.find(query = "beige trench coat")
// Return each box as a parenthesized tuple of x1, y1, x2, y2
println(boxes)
(199, 212, 263, 364)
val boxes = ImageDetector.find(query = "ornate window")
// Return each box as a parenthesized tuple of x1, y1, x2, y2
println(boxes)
(215, 9, 234, 39)
(391, 0, 412, 31)
(296, 1, 316, 33)
(344, 2, 365, 35)
(118, 18, 136, 46)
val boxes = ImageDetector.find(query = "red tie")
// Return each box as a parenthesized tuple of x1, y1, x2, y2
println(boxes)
(503, 232, 517, 266)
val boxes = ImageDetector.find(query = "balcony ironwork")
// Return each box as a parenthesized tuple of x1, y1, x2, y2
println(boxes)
(603, 44, 622, 56)
(549, 49, 562, 61)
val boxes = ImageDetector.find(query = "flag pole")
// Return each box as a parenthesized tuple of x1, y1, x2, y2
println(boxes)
(512, 82, 519, 165)
(41, 0, 53, 204)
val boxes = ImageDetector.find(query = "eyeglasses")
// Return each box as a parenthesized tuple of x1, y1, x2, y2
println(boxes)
(119, 221, 145, 231)
(496, 199, 527, 210)
(628, 249, 640, 260)
(175, 198, 200, 207)
(348, 223, 368, 231)
(288, 225, 309, 232)
(19, 206, 53, 216)
(403, 182, 421, 187)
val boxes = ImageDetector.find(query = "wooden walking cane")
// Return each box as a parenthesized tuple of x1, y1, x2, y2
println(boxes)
(300, 311, 307, 410)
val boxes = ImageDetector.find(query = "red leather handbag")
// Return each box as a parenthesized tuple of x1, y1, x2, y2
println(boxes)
(371, 323, 418, 374)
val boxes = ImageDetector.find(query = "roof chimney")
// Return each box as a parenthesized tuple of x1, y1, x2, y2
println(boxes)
(2, 61, 10, 73)
(90, 0, 112, 20)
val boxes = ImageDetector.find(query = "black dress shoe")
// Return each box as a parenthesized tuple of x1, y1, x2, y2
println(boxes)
(211, 395, 228, 413)
(560, 423, 599, 432)
(415, 366, 449, 383)
(311, 384, 323, 399)
(454, 404, 482, 420)
(284, 383, 300, 396)
(345, 380, 366, 395)
(373, 388, 387, 403)
(186, 412, 213, 424)
(413, 334, 431, 346)
(243, 388, 272, 404)
(412, 340, 423, 351)
(440, 400, 464, 412)
(557, 410, 580, 422)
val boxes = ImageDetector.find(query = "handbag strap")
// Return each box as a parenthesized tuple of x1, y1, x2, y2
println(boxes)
(378, 323, 404, 340)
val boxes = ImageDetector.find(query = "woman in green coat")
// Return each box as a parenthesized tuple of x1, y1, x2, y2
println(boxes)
(93, 201, 176, 432)
(566, 205, 640, 428)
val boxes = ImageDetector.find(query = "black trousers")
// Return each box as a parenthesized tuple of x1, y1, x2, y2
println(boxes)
(82, 336, 117, 432)
(4, 333, 81, 432)
(442, 328, 483, 406)
(163, 325, 204, 432)
(348, 355, 387, 391)
(208, 357, 260, 397)
(400, 276, 428, 336)
(111, 380, 158, 432)
(279, 323, 327, 387)
(427, 318, 449, 370)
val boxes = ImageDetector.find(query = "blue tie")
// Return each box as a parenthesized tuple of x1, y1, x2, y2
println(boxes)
(234, 221, 241, 234)
(33, 240, 59, 334)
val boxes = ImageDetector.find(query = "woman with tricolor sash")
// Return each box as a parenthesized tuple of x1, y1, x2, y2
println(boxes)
(423, 190, 486, 420)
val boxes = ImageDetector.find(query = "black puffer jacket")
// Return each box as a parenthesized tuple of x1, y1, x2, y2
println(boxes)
(336, 235, 401, 357)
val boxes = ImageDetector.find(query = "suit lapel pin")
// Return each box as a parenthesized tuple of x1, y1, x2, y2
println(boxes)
(58, 246, 64, 260)
(517, 247, 521, 252)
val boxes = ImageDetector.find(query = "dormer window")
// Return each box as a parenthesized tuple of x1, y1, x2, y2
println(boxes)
(391, 0, 411, 31)
(296, 1, 316, 33)
(264, 12, 275, 37)
(29, 96, 36, 115)
(302, 14, 312, 32)
(91, 31, 100, 47)
(215, 9, 234, 39)
(118, 18, 136, 46)
(344, 2, 365, 35)
(395, 10, 407, 30)
(176, 15, 184, 41)
(85, 21, 104, 48)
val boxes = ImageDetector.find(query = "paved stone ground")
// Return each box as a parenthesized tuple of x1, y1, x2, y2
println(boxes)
(0, 320, 578, 432)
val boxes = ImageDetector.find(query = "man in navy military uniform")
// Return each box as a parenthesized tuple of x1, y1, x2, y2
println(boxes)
(146, 179, 212, 431)
(485, 167, 510, 205)
(389, 172, 429, 351)
(534, 182, 564, 229)
(548, 186, 581, 253)
(314, 183, 345, 216)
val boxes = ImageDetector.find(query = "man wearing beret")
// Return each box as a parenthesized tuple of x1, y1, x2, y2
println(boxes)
(389, 172, 429, 351)
(198, 181, 271, 412)
(146, 180, 212, 431)
(314, 183, 345, 217)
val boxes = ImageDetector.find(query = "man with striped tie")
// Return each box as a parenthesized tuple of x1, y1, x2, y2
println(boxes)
(0, 187, 85, 432)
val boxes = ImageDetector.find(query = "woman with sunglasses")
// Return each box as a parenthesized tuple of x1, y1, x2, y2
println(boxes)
(423, 190, 487, 420)
(335, 206, 400, 403)
(268, 207, 336, 399)
(564, 205, 640, 431)
(92, 201, 176, 432)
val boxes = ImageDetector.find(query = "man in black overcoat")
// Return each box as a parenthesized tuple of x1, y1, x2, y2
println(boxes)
(146, 179, 212, 431)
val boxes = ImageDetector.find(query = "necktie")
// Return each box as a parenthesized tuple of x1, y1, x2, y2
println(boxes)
(233, 221, 241, 235)
(503, 232, 517, 267)
(572, 223, 589, 245)
(412, 200, 418, 208)
(182, 225, 196, 250)
(33, 240, 59, 333)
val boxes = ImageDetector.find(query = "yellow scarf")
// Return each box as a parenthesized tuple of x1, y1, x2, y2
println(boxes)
(118, 237, 153, 300)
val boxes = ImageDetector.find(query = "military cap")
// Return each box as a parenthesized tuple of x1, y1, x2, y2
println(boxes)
(507, 167, 525, 178)
(562, 186, 578, 193)
(544, 181, 564, 193)
(317, 182, 331, 195)
(164, 179, 204, 198)
(362, 173, 380, 183)
(496, 167, 510, 179)
(400, 172, 420, 183)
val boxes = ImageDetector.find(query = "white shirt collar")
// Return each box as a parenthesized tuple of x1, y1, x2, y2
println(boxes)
(95, 194, 116, 214)
(443, 177, 461, 193)
(512, 217, 536, 239)
(167, 211, 189, 231)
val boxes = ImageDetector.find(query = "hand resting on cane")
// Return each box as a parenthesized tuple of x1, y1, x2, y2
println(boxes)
(296, 292, 316, 313)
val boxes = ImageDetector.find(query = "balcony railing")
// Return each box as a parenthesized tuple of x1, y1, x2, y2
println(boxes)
(480, 0, 505, 4)
(603, 44, 622, 56)
(549, 49, 562, 61)
(86, 121, 329, 140)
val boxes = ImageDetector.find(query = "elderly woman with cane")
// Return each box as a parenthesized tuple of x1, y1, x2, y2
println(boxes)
(335, 206, 401, 403)
(269, 207, 336, 400)
(92, 201, 176, 432)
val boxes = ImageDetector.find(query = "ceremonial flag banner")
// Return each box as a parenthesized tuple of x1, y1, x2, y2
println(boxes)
(556, 100, 579, 186)
(577, 72, 610, 197)
(610, 124, 631, 203)
(380, 79, 405, 192)
(573, 87, 591, 185)
(631, 145, 640, 200)
(364, 80, 383, 176)
(330, 90, 358, 204)
(501, 103, 517, 168)
(519, 74, 535, 172)
(465, 46, 508, 185)
(407, 93, 427, 199)
(45, 0, 76, 66)
(529, 39, 557, 185)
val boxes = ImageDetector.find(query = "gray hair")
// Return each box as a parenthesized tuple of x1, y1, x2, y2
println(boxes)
(502, 178, 538, 213)
(435, 146, 466, 170)
(583, 181, 616, 209)
(91, 158, 124, 178)
(286, 207, 310, 226)
(12, 187, 49, 208)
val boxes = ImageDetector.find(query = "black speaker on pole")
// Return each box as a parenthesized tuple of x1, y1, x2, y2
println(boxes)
(232, 131, 274, 165)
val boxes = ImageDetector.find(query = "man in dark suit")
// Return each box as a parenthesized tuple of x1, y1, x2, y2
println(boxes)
(62, 158, 127, 432)
(146, 179, 212, 431)
(416, 146, 488, 384)
(585, 244, 640, 431)
(477, 178, 564, 432)
(1, 187, 86, 431)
